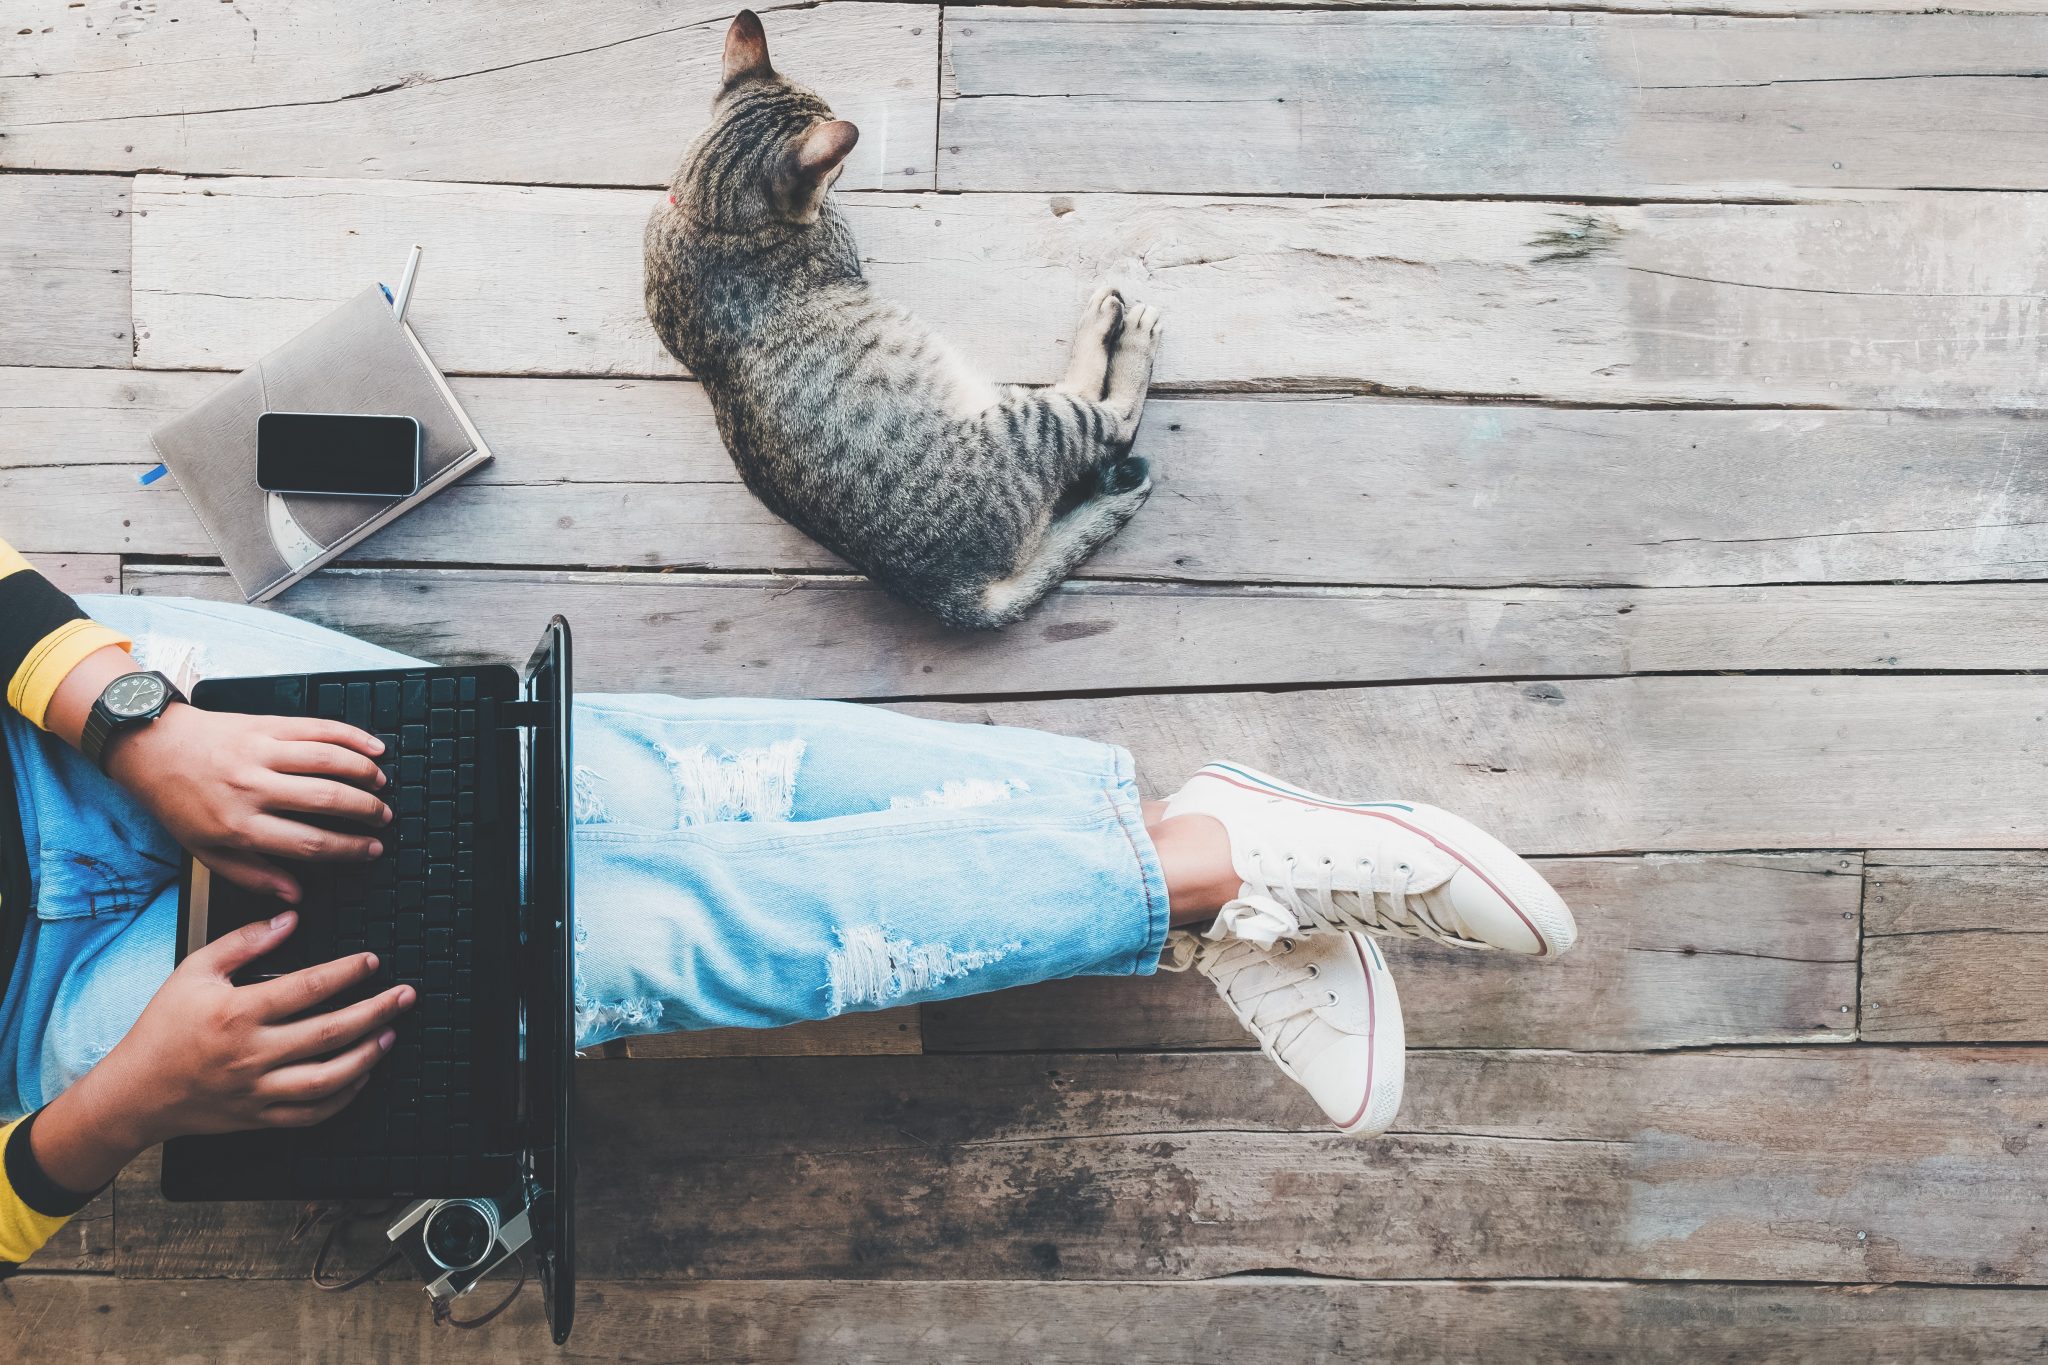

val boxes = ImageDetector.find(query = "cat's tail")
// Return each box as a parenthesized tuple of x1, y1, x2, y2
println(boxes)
(926, 471, 1156, 630)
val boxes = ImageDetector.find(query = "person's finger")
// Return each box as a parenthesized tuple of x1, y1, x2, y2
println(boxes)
(262, 774, 391, 828)
(271, 740, 387, 789)
(255, 1029, 395, 1104)
(267, 717, 385, 758)
(240, 813, 383, 864)
(198, 847, 304, 904)
(243, 950, 380, 1022)
(264, 984, 415, 1064)
(256, 1071, 375, 1129)
(192, 909, 299, 979)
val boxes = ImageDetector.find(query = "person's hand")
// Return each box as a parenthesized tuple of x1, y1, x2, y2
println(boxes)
(104, 701, 392, 903)
(30, 912, 415, 1191)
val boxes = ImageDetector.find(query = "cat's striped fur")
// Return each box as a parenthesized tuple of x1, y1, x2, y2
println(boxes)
(644, 11, 1161, 630)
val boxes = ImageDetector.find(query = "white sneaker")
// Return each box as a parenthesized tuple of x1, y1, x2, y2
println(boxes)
(1163, 762, 1577, 957)
(1162, 926, 1404, 1136)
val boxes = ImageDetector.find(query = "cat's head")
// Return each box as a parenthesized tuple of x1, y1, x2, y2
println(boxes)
(664, 11, 861, 231)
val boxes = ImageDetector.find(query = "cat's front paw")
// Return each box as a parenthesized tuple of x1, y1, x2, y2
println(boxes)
(1117, 300, 1163, 361)
(1078, 283, 1127, 353)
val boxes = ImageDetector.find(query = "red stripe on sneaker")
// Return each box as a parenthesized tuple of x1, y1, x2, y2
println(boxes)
(1197, 770, 1550, 957)
(1339, 934, 1377, 1131)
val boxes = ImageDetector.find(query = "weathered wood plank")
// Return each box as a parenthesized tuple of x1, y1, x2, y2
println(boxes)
(1863, 852, 2048, 1043)
(0, 1, 935, 190)
(14, 370, 2048, 586)
(121, 564, 2048, 700)
(130, 177, 2048, 406)
(614, 1008, 920, 1059)
(942, 12, 2048, 196)
(934, 0, 2048, 9)
(17, 1276, 2048, 1365)
(0, 176, 131, 368)
(23, 554, 120, 598)
(906, 677, 2048, 854)
(115, 1047, 2048, 1282)
(928, 853, 1861, 1053)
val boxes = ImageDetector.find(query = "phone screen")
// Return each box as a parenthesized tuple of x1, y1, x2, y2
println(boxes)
(256, 412, 421, 497)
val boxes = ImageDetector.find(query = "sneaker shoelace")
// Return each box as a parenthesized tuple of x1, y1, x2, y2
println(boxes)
(1216, 846, 1481, 949)
(1160, 921, 1338, 1067)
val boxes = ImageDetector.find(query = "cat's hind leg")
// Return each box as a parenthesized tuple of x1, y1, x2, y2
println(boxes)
(1054, 285, 1126, 403)
(962, 479, 1154, 629)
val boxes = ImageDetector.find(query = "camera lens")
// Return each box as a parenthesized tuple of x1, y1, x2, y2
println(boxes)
(422, 1199, 498, 1273)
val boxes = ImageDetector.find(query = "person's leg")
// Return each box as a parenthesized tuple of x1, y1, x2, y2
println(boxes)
(568, 695, 1178, 1045)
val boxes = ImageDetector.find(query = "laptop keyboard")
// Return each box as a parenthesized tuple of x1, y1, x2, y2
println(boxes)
(164, 655, 540, 1201)
(255, 671, 509, 1190)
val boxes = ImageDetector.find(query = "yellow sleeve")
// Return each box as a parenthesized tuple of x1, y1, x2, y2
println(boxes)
(0, 538, 132, 730)
(0, 1113, 97, 1275)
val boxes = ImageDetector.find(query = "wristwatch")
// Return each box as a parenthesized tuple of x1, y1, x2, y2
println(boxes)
(80, 670, 184, 772)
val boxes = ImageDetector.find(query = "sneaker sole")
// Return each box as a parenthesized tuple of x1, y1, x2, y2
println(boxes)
(1195, 762, 1578, 957)
(1341, 934, 1405, 1137)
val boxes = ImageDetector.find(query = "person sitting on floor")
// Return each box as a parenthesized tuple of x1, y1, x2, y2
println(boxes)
(0, 537, 1575, 1272)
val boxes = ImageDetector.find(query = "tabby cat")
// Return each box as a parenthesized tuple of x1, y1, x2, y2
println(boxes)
(644, 11, 1161, 630)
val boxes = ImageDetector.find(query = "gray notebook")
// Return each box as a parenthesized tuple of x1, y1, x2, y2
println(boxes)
(150, 286, 493, 602)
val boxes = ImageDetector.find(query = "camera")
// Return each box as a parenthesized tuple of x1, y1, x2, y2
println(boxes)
(387, 1191, 532, 1308)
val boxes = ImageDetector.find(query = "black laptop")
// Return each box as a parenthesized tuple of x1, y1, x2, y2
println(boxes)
(163, 617, 575, 1343)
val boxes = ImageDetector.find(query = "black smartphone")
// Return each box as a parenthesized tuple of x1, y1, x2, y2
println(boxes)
(256, 411, 422, 497)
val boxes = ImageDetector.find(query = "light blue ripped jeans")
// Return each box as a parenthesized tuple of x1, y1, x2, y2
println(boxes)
(0, 596, 1169, 1119)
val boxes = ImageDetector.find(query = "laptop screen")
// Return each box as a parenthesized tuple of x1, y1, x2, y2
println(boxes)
(519, 616, 574, 1345)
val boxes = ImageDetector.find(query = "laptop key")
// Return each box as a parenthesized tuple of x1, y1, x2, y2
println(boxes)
(345, 682, 372, 730)
(431, 738, 456, 764)
(400, 724, 426, 753)
(316, 683, 345, 718)
(430, 708, 455, 738)
(431, 677, 457, 706)
(402, 677, 429, 722)
(374, 681, 401, 729)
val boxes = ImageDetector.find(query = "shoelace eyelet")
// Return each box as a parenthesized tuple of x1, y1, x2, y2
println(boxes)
(1278, 938, 1295, 954)
(1324, 990, 1339, 1007)
(1305, 963, 1320, 979)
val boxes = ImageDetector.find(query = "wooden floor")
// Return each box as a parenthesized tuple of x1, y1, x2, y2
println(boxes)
(7, 0, 2048, 1360)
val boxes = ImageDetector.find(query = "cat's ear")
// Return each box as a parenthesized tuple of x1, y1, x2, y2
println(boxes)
(796, 120, 860, 181)
(722, 10, 773, 87)
(784, 119, 859, 220)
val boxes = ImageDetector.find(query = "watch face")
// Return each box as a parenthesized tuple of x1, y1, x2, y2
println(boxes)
(104, 672, 168, 719)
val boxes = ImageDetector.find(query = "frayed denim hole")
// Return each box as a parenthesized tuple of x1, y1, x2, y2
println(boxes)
(664, 737, 805, 827)
(887, 777, 1029, 811)
(823, 924, 1022, 1016)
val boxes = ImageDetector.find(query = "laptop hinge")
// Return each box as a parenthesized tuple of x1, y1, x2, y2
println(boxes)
(498, 700, 552, 728)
